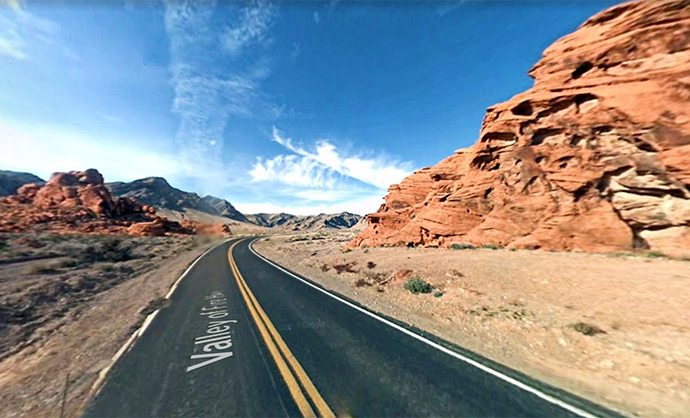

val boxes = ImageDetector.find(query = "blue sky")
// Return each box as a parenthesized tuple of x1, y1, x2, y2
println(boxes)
(0, 0, 623, 215)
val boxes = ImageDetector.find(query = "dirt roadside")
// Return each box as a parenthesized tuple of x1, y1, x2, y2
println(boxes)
(254, 232, 690, 418)
(0, 234, 226, 418)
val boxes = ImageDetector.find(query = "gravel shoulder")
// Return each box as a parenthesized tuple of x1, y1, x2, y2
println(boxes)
(254, 232, 690, 418)
(0, 233, 225, 418)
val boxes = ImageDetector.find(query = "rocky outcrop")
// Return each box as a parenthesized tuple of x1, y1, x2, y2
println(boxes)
(0, 170, 44, 197)
(246, 212, 362, 231)
(352, 0, 690, 257)
(0, 169, 232, 237)
(107, 177, 248, 223)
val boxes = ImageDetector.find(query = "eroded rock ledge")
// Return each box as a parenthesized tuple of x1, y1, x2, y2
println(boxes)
(352, 0, 690, 257)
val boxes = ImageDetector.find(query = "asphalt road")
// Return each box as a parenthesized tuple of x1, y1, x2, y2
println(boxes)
(83, 238, 625, 418)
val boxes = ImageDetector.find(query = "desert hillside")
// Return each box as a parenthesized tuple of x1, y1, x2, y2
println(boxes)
(353, 0, 690, 257)
(0, 171, 44, 197)
(107, 177, 250, 223)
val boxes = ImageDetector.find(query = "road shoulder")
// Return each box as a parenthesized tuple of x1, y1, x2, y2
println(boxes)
(0, 237, 222, 418)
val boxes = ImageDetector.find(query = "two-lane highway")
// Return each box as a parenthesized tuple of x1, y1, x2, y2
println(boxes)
(84, 238, 624, 418)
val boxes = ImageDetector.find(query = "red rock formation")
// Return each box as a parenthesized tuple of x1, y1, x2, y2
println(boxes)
(352, 0, 690, 257)
(0, 169, 232, 237)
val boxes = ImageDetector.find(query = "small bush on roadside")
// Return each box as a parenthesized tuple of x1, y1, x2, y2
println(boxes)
(433, 291, 443, 298)
(98, 263, 117, 273)
(333, 262, 357, 274)
(79, 238, 134, 264)
(481, 244, 501, 250)
(26, 262, 60, 275)
(58, 257, 80, 268)
(354, 278, 371, 288)
(569, 322, 606, 336)
(320, 264, 330, 272)
(404, 277, 433, 294)
(366, 261, 376, 269)
(450, 243, 475, 250)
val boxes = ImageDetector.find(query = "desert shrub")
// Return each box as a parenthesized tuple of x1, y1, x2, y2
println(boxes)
(366, 261, 376, 269)
(98, 263, 117, 272)
(58, 257, 80, 268)
(353, 278, 371, 288)
(433, 291, 443, 298)
(570, 322, 606, 336)
(404, 277, 433, 294)
(363, 249, 369, 253)
(79, 238, 134, 264)
(26, 262, 60, 275)
(645, 251, 665, 259)
(361, 245, 368, 249)
(320, 264, 330, 272)
(333, 262, 357, 274)
(481, 244, 501, 250)
(450, 243, 475, 250)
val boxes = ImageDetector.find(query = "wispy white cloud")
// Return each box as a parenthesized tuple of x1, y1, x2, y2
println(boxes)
(268, 127, 411, 190)
(248, 127, 411, 214)
(250, 154, 338, 189)
(313, 11, 320, 24)
(0, 8, 61, 61)
(221, 0, 275, 56)
(164, 1, 275, 194)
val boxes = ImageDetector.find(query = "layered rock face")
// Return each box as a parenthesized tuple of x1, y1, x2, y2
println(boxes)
(352, 0, 690, 256)
(0, 169, 231, 237)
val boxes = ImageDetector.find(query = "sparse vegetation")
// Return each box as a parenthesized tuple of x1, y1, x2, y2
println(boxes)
(333, 261, 358, 274)
(481, 244, 502, 250)
(366, 261, 376, 269)
(433, 291, 443, 298)
(450, 243, 475, 250)
(25, 262, 60, 275)
(79, 238, 134, 264)
(404, 277, 433, 294)
(570, 321, 606, 336)
(97, 263, 117, 272)
(353, 278, 372, 287)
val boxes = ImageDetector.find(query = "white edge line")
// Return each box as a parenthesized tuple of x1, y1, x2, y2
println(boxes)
(248, 238, 602, 418)
(85, 239, 232, 403)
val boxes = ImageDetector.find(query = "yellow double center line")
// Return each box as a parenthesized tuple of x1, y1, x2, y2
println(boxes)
(228, 240, 335, 418)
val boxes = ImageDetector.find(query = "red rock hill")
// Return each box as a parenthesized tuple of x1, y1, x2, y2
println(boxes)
(352, 0, 690, 257)
(0, 169, 231, 237)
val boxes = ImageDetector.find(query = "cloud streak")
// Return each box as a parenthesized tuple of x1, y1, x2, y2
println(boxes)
(164, 1, 275, 195)
(268, 127, 411, 190)
(0, 8, 61, 61)
(222, 1, 275, 56)
(249, 127, 411, 213)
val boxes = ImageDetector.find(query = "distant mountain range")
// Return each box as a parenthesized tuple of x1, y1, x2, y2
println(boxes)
(107, 177, 249, 223)
(0, 170, 362, 231)
(246, 212, 362, 231)
(0, 171, 44, 196)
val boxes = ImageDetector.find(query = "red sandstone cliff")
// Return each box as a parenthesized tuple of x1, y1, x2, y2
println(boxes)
(352, 0, 690, 257)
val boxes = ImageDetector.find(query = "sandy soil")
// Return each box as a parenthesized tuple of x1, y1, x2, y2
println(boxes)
(0, 233, 224, 418)
(255, 232, 690, 418)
